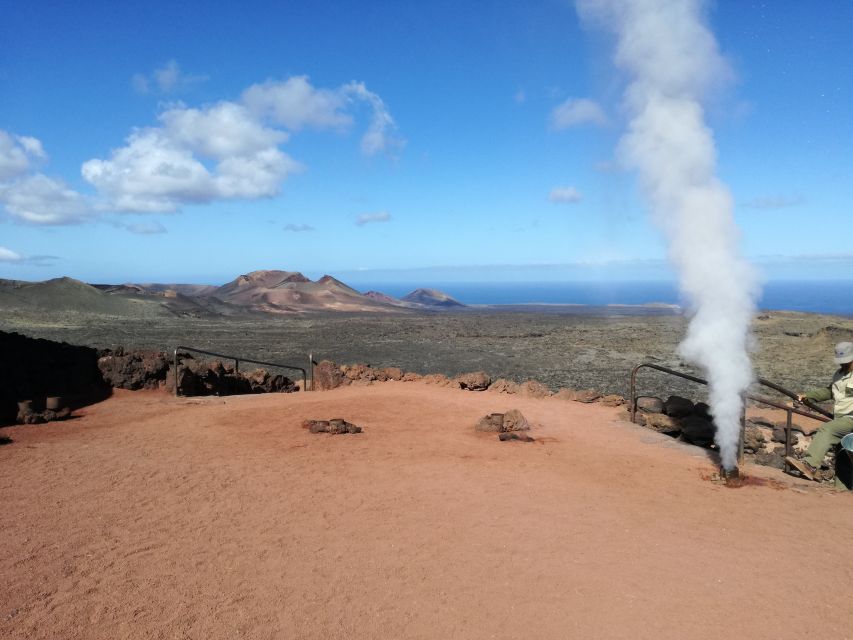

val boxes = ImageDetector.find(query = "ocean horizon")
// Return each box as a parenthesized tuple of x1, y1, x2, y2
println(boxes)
(352, 280, 853, 316)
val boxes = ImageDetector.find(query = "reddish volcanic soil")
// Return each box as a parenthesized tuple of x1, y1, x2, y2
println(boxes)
(1, 384, 851, 639)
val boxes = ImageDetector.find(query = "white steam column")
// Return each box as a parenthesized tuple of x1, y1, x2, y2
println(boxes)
(577, 0, 758, 470)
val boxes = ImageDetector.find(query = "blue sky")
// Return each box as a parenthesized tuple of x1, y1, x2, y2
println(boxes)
(1, 1, 851, 285)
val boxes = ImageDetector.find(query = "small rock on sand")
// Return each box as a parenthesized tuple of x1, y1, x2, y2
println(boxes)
(498, 432, 534, 442)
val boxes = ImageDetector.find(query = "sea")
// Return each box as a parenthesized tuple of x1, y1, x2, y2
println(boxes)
(356, 280, 853, 316)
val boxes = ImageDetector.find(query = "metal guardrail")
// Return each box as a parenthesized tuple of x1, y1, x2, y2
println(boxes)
(173, 345, 310, 397)
(629, 362, 831, 467)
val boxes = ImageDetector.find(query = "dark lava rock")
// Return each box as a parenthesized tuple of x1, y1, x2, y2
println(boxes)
(679, 415, 716, 447)
(328, 419, 349, 435)
(476, 413, 505, 433)
(303, 419, 330, 433)
(753, 451, 786, 470)
(771, 426, 790, 444)
(636, 396, 664, 413)
(456, 371, 491, 391)
(664, 395, 695, 418)
(173, 358, 296, 397)
(499, 432, 534, 442)
(97, 349, 169, 390)
(304, 418, 361, 434)
(693, 402, 712, 421)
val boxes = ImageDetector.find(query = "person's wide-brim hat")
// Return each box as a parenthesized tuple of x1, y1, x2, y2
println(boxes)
(834, 341, 853, 365)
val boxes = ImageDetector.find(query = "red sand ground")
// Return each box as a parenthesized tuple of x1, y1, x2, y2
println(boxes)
(1, 384, 851, 640)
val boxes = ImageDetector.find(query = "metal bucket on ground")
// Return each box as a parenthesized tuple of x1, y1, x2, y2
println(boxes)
(842, 433, 853, 458)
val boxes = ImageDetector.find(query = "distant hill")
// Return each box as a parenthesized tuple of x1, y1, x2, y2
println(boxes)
(0, 272, 466, 317)
(0, 277, 169, 317)
(402, 288, 465, 308)
(210, 270, 401, 313)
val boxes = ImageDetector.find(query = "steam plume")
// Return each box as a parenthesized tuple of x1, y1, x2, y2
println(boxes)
(577, 0, 758, 469)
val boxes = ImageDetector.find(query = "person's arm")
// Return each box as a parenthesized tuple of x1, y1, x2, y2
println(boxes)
(799, 386, 832, 403)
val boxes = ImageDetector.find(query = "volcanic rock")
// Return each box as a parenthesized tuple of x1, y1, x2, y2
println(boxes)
(679, 415, 716, 447)
(643, 413, 680, 434)
(498, 432, 535, 442)
(488, 379, 519, 394)
(97, 349, 170, 390)
(599, 394, 626, 407)
(475, 410, 530, 433)
(476, 413, 505, 433)
(456, 371, 491, 391)
(518, 380, 551, 398)
(743, 426, 766, 453)
(574, 389, 601, 403)
(422, 373, 457, 387)
(663, 395, 694, 418)
(693, 402, 712, 421)
(502, 409, 530, 432)
(636, 396, 664, 413)
(383, 367, 404, 381)
(753, 451, 786, 470)
(313, 360, 346, 391)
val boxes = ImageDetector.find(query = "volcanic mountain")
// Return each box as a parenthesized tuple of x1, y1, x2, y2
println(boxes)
(0, 272, 465, 317)
(210, 270, 400, 313)
(402, 288, 465, 308)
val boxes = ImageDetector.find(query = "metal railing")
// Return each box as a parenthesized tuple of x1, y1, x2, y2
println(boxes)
(173, 345, 310, 397)
(629, 362, 830, 467)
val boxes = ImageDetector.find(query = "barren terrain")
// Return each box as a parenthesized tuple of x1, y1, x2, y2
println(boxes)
(2, 306, 852, 400)
(2, 384, 851, 639)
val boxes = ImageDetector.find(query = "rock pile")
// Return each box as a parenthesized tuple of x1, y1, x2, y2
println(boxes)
(629, 395, 818, 471)
(97, 348, 169, 390)
(16, 399, 72, 425)
(172, 355, 298, 396)
(302, 419, 363, 434)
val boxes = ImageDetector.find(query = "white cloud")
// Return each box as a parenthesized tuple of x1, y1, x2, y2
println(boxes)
(0, 173, 91, 224)
(0, 130, 47, 181)
(342, 81, 403, 156)
(550, 98, 608, 129)
(132, 60, 207, 95)
(742, 195, 804, 210)
(243, 76, 352, 131)
(284, 223, 314, 232)
(356, 210, 391, 226)
(2, 76, 400, 224)
(81, 103, 302, 212)
(244, 76, 403, 155)
(0, 246, 22, 262)
(548, 186, 583, 203)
